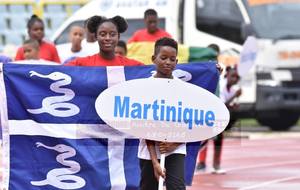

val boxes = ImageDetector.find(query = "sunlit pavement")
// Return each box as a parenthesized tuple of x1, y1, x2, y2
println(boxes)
(188, 131, 300, 190)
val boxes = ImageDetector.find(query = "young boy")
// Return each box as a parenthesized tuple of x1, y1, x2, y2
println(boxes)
(15, 39, 58, 65)
(23, 39, 40, 60)
(138, 37, 186, 190)
(57, 25, 86, 64)
(114, 40, 127, 57)
(198, 66, 241, 174)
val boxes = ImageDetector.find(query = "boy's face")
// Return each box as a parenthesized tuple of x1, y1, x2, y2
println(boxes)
(69, 26, 84, 46)
(115, 46, 126, 56)
(227, 70, 239, 85)
(23, 44, 39, 60)
(152, 46, 178, 77)
(145, 15, 158, 34)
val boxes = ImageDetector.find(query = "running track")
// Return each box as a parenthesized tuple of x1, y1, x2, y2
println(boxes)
(1, 136, 300, 189)
(188, 137, 300, 190)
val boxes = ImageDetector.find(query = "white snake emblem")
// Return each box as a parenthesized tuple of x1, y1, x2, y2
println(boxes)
(27, 71, 80, 117)
(30, 142, 86, 189)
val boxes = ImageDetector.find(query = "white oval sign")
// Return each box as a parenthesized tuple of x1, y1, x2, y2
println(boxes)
(95, 78, 230, 142)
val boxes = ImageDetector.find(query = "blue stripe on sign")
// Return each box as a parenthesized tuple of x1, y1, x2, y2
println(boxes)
(4, 64, 107, 124)
(123, 139, 140, 190)
(9, 135, 111, 190)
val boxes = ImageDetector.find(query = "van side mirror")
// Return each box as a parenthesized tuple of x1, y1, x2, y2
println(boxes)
(241, 23, 255, 40)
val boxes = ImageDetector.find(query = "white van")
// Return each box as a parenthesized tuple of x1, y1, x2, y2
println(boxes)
(52, 0, 300, 130)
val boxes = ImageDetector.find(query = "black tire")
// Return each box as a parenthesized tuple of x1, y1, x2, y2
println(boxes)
(256, 111, 299, 131)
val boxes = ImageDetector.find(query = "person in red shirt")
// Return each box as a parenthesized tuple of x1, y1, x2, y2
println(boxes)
(127, 9, 172, 43)
(15, 15, 60, 63)
(66, 15, 143, 66)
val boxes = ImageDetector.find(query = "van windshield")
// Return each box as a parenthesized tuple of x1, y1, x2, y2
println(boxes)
(54, 18, 165, 44)
(244, 0, 300, 39)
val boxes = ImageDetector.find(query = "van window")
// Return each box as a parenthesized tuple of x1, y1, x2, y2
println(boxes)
(196, 0, 244, 44)
(54, 18, 166, 44)
(243, 0, 300, 39)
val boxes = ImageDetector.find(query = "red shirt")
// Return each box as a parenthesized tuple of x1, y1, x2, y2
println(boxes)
(15, 40, 61, 63)
(128, 28, 172, 43)
(66, 54, 144, 66)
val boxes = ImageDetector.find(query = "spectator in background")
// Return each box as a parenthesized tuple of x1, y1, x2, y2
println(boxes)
(57, 25, 86, 64)
(14, 39, 58, 65)
(81, 17, 99, 55)
(15, 15, 60, 63)
(23, 39, 39, 60)
(128, 9, 172, 43)
(197, 64, 241, 174)
(66, 15, 143, 66)
(114, 40, 127, 56)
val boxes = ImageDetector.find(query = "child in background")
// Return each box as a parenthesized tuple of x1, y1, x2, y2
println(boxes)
(81, 17, 99, 55)
(15, 15, 60, 63)
(197, 66, 241, 174)
(138, 37, 186, 190)
(114, 40, 127, 56)
(23, 39, 39, 60)
(15, 39, 58, 65)
(57, 25, 86, 64)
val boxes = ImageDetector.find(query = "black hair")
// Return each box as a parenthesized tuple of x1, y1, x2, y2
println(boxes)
(84, 16, 92, 28)
(207, 43, 220, 54)
(154, 37, 178, 55)
(27, 14, 43, 30)
(144, 9, 158, 18)
(87, 15, 128, 35)
(117, 40, 127, 54)
(23, 39, 39, 49)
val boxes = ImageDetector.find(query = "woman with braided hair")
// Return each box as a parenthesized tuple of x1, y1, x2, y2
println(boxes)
(66, 15, 143, 66)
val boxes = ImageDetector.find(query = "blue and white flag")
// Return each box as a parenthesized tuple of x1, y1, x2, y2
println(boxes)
(0, 62, 219, 190)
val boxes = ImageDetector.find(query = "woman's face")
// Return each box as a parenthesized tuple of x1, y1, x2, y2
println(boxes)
(96, 21, 119, 53)
(28, 21, 44, 42)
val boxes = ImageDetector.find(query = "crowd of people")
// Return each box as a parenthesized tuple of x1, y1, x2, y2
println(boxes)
(0, 8, 242, 190)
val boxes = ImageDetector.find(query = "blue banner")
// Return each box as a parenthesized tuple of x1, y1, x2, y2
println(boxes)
(0, 62, 219, 189)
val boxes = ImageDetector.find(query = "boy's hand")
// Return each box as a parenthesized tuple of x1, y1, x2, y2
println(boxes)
(153, 162, 166, 181)
(216, 63, 223, 74)
(159, 142, 181, 154)
(235, 89, 242, 97)
(228, 103, 239, 110)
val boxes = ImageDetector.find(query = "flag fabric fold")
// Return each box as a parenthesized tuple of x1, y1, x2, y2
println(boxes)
(127, 42, 217, 64)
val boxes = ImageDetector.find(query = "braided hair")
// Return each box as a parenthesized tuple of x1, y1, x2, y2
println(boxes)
(87, 15, 128, 37)
(27, 14, 44, 30)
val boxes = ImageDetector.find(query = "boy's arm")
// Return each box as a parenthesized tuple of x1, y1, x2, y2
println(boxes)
(146, 140, 166, 181)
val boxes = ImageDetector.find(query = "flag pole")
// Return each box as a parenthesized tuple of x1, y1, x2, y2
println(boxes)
(158, 153, 166, 190)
